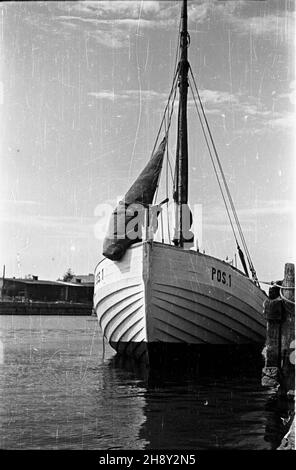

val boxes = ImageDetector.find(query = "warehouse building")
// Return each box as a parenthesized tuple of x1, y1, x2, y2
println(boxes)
(1, 276, 93, 304)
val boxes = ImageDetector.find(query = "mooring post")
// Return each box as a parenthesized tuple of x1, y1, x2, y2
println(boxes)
(1, 264, 5, 300)
(280, 263, 295, 397)
(262, 263, 295, 394)
(262, 295, 283, 388)
(262, 264, 295, 450)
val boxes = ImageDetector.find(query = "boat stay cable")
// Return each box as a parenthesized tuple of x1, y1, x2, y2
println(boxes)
(188, 80, 240, 246)
(149, 16, 181, 241)
(152, 70, 179, 206)
(189, 66, 260, 286)
(151, 15, 181, 158)
(151, 66, 179, 158)
(146, 5, 260, 286)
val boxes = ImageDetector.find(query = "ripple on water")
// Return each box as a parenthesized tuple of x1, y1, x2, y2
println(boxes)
(0, 315, 292, 450)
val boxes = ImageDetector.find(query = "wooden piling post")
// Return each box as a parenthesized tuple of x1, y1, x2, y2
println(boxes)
(280, 263, 295, 396)
(262, 263, 295, 450)
(262, 263, 295, 394)
(262, 297, 283, 387)
(1, 265, 5, 300)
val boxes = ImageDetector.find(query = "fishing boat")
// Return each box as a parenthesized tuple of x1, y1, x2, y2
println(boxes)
(94, 0, 267, 365)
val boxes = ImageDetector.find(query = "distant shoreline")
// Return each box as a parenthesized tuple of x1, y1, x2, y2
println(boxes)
(0, 300, 93, 316)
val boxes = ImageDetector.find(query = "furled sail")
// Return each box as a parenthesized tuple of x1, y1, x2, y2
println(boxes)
(103, 138, 166, 261)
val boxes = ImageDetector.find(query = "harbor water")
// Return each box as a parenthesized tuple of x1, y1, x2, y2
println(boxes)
(0, 315, 291, 450)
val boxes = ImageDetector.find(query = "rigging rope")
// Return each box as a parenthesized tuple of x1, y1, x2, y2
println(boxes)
(280, 290, 295, 305)
(151, 66, 179, 157)
(259, 281, 295, 290)
(259, 280, 295, 304)
(153, 72, 179, 205)
(164, 115, 171, 242)
(151, 13, 181, 212)
(188, 78, 240, 249)
(189, 66, 259, 285)
(151, 16, 181, 157)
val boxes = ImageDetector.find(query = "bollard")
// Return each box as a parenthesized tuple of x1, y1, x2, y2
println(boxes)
(280, 263, 295, 397)
(262, 263, 295, 394)
(262, 297, 283, 388)
(262, 263, 295, 450)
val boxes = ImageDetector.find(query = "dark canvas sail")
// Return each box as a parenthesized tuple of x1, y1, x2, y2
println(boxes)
(103, 138, 166, 261)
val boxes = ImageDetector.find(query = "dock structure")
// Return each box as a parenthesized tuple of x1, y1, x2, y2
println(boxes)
(0, 275, 94, 315)
(0, 301, 93, 316)
(262, 263, 295, 395)
(277, 416, 295, 450)
(262, 263, 295, 450)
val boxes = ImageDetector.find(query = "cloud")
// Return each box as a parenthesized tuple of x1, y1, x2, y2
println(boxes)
(204, 1, 294, 46)
(238, 200, 295, 218)
(0, 199, 42, 206)
(88, 87, 239, 105)
(188, 2, 209, 23)
(203, 199, 294, 236)
(236, 98, 295, 133)
(54, 1, 177, 47)
(88, 90, 124, 101)
(58, 1, 161, 18)
(18, 1, 170, 49)
(55, 14, 177, 39)
(207, 199, 294, 223)
(276, 81, 296, 105)
(88, 85, 294, 135)
(230, 11, 295, 45)
(88, 28, 131, 48)
(88, 89, 168, 102)
(0, 213, 95, 238)
(20, 0, 294, 51)
(191, 86, 295, 134)
(199, 89, 239, 105)
(267, 112, 295, 130)
(23, 10, 73, 39)
(186, 1, 295, 45)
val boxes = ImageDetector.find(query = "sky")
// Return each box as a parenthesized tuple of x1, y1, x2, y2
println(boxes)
(0, 0, 295, 284)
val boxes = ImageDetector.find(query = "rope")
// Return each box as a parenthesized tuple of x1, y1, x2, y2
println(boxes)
(173, 13, 181, 81)
(153, 73, 179, 205)
(258, 280, 295, 304)
(150, 16, 181, 157)
(166, 75, 179, 138)
(259, 280, 295, 290)
(151, 66, 179, 157)
(160, 209, 164, 243)
(189, 69, 249, 257)
(189, 66, 259, 285)
(164, 115, 171, 243)
(280, 290, 295, 305)
(188, 78, 240, 248)
(189, 69, 248, 254)
(149, 17, 181, 231)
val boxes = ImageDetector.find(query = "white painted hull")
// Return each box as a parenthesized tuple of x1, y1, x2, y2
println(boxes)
(94, 242, 267, 363)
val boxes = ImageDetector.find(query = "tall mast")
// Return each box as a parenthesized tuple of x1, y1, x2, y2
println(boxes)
(173, 0, 190, 248)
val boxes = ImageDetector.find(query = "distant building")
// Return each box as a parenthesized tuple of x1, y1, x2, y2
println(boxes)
(1, 276, 94, 304)
(72, 273, 94, 284)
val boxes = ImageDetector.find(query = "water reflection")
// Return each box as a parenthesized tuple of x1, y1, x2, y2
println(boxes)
(0, 316, 293, 450)
(264, 395, 294, 450)
(0, 316, 147, 449)
(107, 355, 294, 450)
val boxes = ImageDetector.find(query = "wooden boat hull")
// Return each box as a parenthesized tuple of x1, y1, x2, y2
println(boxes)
(94, 241, 267, 364)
